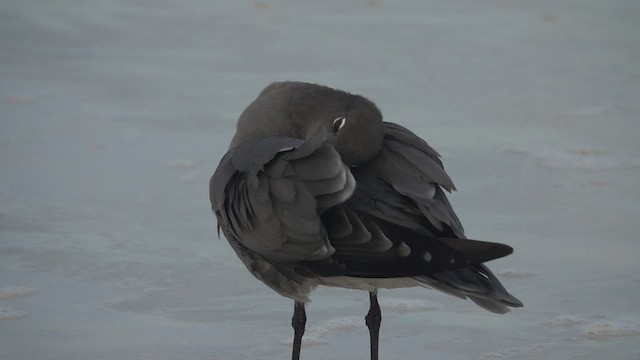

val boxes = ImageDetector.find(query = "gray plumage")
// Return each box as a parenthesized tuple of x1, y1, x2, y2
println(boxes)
(210, 81, 522, 359)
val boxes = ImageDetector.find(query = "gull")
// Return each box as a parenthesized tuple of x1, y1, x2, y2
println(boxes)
(210, 81, 522, 360)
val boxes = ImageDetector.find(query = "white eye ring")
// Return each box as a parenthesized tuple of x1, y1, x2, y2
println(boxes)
(332, 116, 347, 132)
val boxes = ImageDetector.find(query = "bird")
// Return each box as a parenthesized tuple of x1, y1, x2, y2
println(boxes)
(210, 81, 522, 360)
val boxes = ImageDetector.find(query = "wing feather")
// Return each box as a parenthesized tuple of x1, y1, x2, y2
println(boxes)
(298, 122, 510, 278)
(211, 135, 355, 263)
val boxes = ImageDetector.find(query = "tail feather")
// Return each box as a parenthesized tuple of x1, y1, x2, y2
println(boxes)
(414, 264, 522, 314)
(468, 296, 511, 314)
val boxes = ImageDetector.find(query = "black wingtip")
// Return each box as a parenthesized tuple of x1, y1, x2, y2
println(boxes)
(438, 238, 514, 264)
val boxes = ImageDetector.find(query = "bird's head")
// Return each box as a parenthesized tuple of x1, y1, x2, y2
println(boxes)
(233, 81, 385, 167)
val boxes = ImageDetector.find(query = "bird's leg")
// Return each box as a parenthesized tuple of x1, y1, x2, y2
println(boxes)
(365, 289, 382, 360)
(291, 301, 306, 360)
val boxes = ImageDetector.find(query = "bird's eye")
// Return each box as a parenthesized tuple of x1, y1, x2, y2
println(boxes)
(332, 116, 347, 132)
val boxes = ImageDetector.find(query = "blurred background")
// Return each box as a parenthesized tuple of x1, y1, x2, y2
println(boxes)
(1, 1, 639, 359)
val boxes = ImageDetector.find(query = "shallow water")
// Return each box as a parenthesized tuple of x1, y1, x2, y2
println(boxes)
(1, 0, 640, 359)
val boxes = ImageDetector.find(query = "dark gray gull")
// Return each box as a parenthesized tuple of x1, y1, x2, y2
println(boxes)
(210, 81, 522, 360)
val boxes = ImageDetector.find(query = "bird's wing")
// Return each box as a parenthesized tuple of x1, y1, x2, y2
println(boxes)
(210, 134, 355, 263)
(358, 121, 464, 237)
(297, 122, 513, 277)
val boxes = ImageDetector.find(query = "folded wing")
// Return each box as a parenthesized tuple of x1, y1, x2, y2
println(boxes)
(296, 122, 513, 278)
(298, 122, 522, 312)
(211, 134, 355, 263)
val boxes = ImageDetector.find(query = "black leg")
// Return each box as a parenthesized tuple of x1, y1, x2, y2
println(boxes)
(365, 289, 382, 360)
(291, 301, 306, 360)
